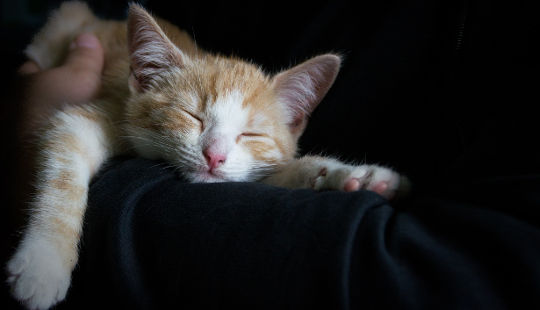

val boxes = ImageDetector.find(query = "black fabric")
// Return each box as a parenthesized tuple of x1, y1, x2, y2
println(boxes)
(55, 157, 540, 310)
(2, 0, 540, 309)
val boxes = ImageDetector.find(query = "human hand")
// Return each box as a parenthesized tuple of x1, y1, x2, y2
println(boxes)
(18, 33, 104, 135)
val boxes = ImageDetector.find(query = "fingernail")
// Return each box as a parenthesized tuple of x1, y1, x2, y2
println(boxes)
(70, 33, 99, 50)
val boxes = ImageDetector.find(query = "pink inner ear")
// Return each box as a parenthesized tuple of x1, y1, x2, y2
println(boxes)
(127, 4, 184, 90)
(128, 72, 142, 92)
(274, 54, 341, 131)
(289, 110, 305, 129)
(280, 72, 318, 114)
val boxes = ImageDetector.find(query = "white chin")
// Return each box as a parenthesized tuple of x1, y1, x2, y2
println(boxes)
(190, 172, 228, 183)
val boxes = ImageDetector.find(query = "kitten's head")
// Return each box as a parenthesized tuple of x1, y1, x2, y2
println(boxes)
(124, 5, 341, 182)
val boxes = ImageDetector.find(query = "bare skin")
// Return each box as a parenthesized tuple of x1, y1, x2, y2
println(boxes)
(18, 33, 104, 135)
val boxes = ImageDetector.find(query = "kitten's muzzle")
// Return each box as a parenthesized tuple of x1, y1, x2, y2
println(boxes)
(203, 147, 227, 173)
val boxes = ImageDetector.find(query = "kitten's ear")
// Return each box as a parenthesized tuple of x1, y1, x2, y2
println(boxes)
(273, 54, 341, 135)
(127, 4, 185, 91)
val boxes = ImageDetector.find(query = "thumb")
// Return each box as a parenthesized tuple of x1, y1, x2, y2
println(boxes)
(64, 33, 104, 78)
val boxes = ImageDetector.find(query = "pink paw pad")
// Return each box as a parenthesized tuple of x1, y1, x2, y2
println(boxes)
(344, 178, 361, 192)
(344, 179, 391, 197)
(371, 181, 389, 195)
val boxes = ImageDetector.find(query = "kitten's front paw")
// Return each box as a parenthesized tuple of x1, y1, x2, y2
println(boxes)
(311, 164, 409, 199)
(7, 237, 71, 310)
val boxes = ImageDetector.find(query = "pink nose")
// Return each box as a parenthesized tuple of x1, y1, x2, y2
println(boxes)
(203, 148, 227, 171)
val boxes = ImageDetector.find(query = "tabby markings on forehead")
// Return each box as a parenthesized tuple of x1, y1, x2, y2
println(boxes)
(177, 90, 202, 111)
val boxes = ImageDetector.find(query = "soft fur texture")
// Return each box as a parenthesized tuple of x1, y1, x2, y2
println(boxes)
(7, 2, 407, 309)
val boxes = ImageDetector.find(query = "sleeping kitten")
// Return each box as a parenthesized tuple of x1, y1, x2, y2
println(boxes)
(7, 2, 408, 309)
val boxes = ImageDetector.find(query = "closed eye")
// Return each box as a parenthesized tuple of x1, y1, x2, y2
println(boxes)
(182, 109, 204, 130)
(241, 132, 265, 137)
(236, 132, 266, 143)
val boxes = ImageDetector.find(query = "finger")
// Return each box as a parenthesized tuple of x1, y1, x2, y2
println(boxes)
(64, 33, 104, 78)
(18, 60, 41, 75)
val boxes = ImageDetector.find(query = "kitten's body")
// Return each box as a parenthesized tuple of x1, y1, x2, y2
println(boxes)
(7, 2, 407, 309)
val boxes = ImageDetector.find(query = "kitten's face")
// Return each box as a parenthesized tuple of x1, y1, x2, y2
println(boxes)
(124, 5, 340, 182)
(127, 58, 297, 182)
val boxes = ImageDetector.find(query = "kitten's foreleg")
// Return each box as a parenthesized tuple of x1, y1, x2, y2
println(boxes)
(263, 156, 409, 199)
(7, 106, 115, 310)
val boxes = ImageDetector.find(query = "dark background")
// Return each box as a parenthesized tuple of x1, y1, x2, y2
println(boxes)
(1, 0, 539, 308)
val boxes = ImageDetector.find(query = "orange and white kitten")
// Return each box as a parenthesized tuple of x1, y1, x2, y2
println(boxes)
(7, 2, 407, 309)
